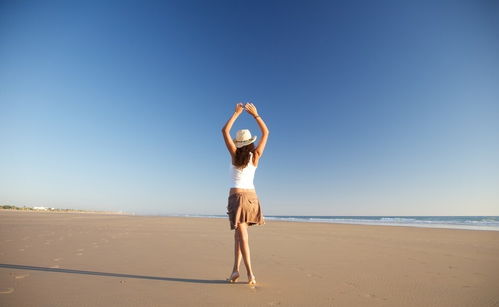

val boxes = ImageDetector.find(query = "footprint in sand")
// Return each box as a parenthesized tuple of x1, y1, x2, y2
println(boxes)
(53, 257, 63, 262)
(50, 265, 60, 268)
(362, 293, 387, 301)
(76, 253, 83, 256)
(0, 287, 14, 294)
(363, 293, 377, 299)
(344, 281, 360, 289)
(18, 249, 25, 252)
(77, 248, 84, 251)
(295, 267, 323, 279)
(12, 273, 29, 280)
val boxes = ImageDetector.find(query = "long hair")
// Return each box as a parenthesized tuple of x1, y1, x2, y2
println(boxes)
(233, 143, 255, 169)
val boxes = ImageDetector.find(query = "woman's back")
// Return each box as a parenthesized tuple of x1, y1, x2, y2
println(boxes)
(230, 152, 257, 189)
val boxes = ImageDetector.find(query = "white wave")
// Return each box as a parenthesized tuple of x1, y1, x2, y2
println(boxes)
(264, 216, 499, 231)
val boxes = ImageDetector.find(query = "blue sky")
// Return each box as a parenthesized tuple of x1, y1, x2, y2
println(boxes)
(1, 1, 498, 215)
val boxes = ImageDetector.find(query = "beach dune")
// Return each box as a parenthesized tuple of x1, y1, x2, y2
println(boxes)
(0, 211, 498, 306)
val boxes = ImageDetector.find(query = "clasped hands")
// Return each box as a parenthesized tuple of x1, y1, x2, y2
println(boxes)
(235, 102, 259, 117)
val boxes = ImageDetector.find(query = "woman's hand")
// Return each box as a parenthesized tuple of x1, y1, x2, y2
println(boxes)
(245, 102, 259, 117)
(235, 103, 244, 115)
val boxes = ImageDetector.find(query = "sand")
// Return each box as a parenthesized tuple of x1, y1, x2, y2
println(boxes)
(0, 210, 498, 306)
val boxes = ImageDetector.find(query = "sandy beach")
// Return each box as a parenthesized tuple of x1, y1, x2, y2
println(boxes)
(0, 211, 498, 306)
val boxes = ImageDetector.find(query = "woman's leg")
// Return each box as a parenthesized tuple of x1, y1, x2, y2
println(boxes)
(232, 228, 242, 273)
(236, 223, 255, 280)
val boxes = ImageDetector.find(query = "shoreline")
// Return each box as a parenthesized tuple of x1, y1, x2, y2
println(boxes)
(3, 209, 498, 232)
(130, 213, 499, 232)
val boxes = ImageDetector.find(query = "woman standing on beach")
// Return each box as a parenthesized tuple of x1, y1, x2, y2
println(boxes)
(222, 102, 269, 285)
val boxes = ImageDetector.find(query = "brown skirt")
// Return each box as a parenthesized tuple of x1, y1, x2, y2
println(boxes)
(226, 190, 265, 230)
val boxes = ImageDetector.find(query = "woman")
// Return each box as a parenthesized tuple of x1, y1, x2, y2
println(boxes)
(222, 102, 269, 285)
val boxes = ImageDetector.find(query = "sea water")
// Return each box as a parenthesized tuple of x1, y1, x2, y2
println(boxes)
(175, 215, 499, 231)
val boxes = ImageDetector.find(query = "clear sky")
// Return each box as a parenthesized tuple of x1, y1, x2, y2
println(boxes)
(1, 1, 498, 216)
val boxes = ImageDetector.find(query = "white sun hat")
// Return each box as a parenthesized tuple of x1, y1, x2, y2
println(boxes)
(233, 129, 257, 148)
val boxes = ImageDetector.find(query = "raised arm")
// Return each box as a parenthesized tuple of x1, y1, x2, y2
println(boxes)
(245, 103, 269, 157)
(222, 103, 244, 157)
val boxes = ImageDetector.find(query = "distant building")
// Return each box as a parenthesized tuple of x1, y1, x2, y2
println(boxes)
(33, 206, 48, 210)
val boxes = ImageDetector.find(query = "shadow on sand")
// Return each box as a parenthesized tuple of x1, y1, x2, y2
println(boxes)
(0, 263, 231, 284)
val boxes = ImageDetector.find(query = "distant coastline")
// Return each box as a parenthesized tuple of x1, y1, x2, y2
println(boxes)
(0, 205, 127, 215)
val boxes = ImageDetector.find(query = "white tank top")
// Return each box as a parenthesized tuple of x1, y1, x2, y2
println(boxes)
(230, 152, 257, 189)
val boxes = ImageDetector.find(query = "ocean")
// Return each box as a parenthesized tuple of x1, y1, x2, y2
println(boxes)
(174, 215, 499, 231)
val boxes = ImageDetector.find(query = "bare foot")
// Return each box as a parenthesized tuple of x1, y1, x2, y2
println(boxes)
(248, 273, 256, 285)
(226, 271, 240, 283)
